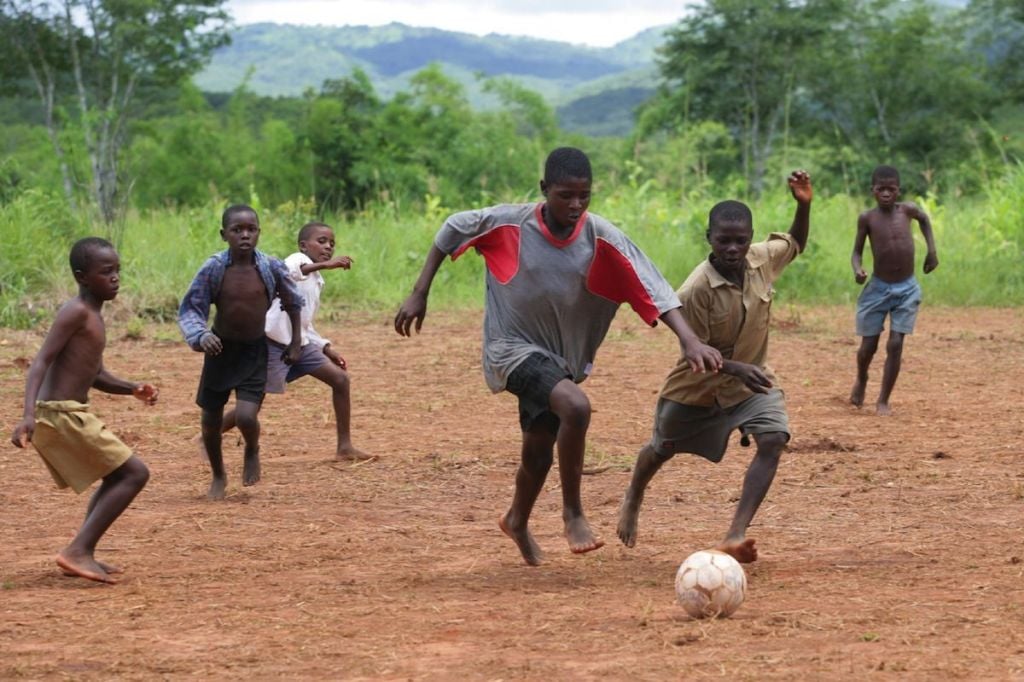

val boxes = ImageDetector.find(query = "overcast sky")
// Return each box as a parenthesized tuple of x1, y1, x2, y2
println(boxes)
(225, 0, 690, 47)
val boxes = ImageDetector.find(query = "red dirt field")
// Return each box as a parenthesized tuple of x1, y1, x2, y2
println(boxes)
(1, 306, 1022, 680)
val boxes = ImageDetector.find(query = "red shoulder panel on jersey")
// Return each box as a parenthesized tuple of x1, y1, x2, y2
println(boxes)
(587, 238, 661, 325)
(451, 224, 520, 285)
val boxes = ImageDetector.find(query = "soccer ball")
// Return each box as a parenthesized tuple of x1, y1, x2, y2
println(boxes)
(674, 549, 747, 619)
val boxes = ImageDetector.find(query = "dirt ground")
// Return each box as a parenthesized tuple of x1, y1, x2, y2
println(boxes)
(1, 306, 1022, 680)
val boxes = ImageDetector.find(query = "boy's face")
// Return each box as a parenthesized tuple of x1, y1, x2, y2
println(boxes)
(707, 221, 753, 274)
(299, 226, 335, 262)
(75, 246, 121, 301)
(872, 178, 900, 208)
(221, 210, 260, 253)
(540, 176, 591, 233)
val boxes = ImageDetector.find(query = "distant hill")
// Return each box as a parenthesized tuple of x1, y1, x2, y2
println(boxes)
(194, 22, 670, 136)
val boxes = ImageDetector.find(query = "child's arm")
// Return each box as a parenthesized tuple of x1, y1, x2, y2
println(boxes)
(720, 360, 773, 393)
(659, 308, 722, 373)
(274, 263, 304, 365)
(300, 255, 352, 275)
(10, 302, 87, 447)
(787, 170, 812, 251)
(178, 261, 222, 354)
(395, 244, 447, 336)
(908, 204, 938, 274)
(92, 367, 159, 405)
(851, 213, 870, 284)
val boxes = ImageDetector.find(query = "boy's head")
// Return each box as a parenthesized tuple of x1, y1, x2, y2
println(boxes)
(706, 200, 754, 273)
(870, 165, 901, 208)
(540, 147, 592, 233)
(69, 237, 120, 300)
(297, 221, 336, 263)
(220, 204, 260, 252)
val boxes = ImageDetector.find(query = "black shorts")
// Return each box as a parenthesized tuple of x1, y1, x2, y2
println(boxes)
(196, 336, 268, 411)
(505, 353, 572, 434)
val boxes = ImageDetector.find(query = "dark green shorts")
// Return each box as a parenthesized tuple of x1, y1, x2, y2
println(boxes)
(650, 389, 790, 463)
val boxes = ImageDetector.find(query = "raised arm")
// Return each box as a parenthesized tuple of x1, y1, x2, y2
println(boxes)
(851, 213, 870, 284)
(908, 204, 938, 274)
(300, 255, 352, 274)
(394, 244, 447, 336)
(786, 170, 812, 252)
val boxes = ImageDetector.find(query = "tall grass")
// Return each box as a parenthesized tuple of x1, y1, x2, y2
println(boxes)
(1, 165, 1021, 329)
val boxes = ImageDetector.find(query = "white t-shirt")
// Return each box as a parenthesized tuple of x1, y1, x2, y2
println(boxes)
(265, 252, 330, 349)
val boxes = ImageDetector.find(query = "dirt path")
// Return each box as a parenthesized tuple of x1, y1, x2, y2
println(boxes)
(1, 306, 1022, 680)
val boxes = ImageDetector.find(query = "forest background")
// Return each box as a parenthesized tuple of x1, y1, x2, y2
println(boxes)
(0, 0, 1021, 330)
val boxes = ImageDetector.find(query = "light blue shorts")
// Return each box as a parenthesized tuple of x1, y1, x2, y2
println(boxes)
(855, 276, 921, 337)
(265, 340, 329, 394)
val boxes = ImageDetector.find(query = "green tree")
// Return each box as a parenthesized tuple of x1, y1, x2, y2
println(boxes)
(1, 0, 229, 229)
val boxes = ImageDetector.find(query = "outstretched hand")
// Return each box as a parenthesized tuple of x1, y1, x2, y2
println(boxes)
(684, 341, 722, 374)
(394, 292, 427, 337)
(788, 170, 812, 204)
(324, 255, 353, 270)
(133, 383, 159, 405)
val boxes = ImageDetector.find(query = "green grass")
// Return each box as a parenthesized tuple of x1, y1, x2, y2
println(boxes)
(1, 165, 1021, 329)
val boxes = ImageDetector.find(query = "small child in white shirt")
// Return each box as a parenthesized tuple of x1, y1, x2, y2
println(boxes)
(220, 222, 371, 461)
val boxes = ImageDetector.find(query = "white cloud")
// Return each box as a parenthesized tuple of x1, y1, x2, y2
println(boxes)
(225, 0, 689, 47)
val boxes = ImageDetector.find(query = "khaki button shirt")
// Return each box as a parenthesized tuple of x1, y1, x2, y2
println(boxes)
(660, 232, 800, 407)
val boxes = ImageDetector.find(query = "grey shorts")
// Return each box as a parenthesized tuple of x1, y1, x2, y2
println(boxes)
(265, 339, 329, 394)
(856, 276, 921, 337)
(505, 353, 572, 434)
(650, 390, 790, 463)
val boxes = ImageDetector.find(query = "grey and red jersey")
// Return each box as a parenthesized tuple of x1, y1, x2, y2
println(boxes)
(434, 202, 680, 392)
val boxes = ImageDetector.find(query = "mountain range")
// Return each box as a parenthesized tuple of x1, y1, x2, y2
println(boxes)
(194, 22, 670, 136)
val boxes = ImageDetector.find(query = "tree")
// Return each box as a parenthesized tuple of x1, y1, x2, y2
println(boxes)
(1, 0, 229, 227)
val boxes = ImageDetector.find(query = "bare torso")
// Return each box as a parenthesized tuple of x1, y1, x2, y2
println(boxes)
(864, 204, 917, 283)
(37, 300, 105, 403)
(213, 262, 269, 341)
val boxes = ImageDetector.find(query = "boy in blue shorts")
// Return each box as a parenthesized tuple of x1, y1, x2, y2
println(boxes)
(217, 221, 370, 461)
(178, 204, 303, 499)
(394, 147, 721, 566)
(850, 165, 938, 415)
(617, 171, 812, 564)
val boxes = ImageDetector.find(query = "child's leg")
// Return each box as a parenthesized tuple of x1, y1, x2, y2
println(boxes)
(308, 362, 372, 460)
(617, 443, 673, 547)
(850, 334, 880, 407)
(720, 431, 786, 563)
(876, 331, 905, 415)
(548, 379, 604, 555)
(233, 398, 262, 486)
(500, 427, 555, 566)
(201, 407, 228, 499)
(59, 456, 149, 583)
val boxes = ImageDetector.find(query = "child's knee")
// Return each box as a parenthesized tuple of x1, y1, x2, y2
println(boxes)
(329, 369, 350, 393)
(235, 411, 260, 433)
(754, 431, 787, 455)
(557, 394, 591, 430)
(523, 449, 553, 474)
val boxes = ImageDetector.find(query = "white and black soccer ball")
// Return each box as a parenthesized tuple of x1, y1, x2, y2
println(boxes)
(674, 549, 747, 618)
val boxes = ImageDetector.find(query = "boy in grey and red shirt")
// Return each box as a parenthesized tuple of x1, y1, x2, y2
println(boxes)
(395, 147, 721, 566)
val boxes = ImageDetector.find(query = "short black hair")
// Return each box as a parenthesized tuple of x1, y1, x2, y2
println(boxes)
(544, 147, 592, 185)
(708, 200, 753, 232)
(871, 165, 900, 185)
(222, 204, 258, 229)
(69, 237, 115, 273)
(298, 221, 332, 243)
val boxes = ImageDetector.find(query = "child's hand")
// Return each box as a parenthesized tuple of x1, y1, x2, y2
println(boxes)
(133, 383, 159, 405)
(683, 341, 722, 374)
(199, 331, 223, 355)
(323, 345, 347, 370)
(11, 419, 34, 448)
(283, 343, 301, 366)
(924, 252, 939, 274)
(732, 363, 774, 394)
(854, 267, 868, 284)
(325, 256, 353, 270)
(395, 292, 428, 336)
(788, 170, 812, 204)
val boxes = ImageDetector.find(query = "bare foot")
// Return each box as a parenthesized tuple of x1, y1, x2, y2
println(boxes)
(207, 475, 227, 500)
(243, 448, 261, 486)
(63, 559, 122, 576)
(56, 550, 116, 584)
(565, 514, 605, 555)
(616, 496, 641, 548)
(499, 514, 544, 566)
(335, 447, 376, 462)
(875, 402, 892, 416)
(849, 381, 866, 407)
(717, 537, 758, 564)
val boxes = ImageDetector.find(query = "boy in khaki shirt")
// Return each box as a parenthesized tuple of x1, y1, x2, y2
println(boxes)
(617, 170, 812, 564)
